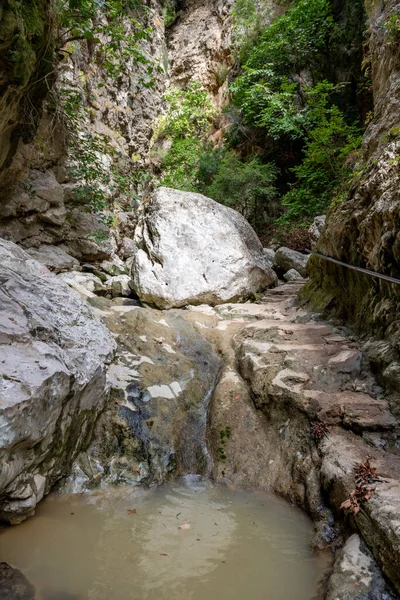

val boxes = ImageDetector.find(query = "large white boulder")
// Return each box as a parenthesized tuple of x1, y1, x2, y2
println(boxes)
(0, 239, 115, 523)
(130, 187, 277, 308)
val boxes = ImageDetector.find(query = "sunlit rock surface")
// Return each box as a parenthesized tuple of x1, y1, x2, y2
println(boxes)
(0, 239, 115, 523)
(130, 187, 277, 308)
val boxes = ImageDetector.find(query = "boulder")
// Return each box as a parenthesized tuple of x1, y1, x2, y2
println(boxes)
(130, 187, 277, 308)
(0, 563, 35, 600)
(263, 248, 276, 265)
(120, 236, 136, 260)
(283, 269, 304, 282)
(58, 271, 106, 297)
(25, 245, 80, 272)
(105, 274, 132, 297)
(275, 246, 310, 277)
(0, 239, 115, 523)
(100, 256, 127, 277)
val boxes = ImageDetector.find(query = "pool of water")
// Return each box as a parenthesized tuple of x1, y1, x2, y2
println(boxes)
(0, 477, 327, 600)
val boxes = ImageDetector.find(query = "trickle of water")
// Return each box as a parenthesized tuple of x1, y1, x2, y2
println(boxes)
(0, 478, 327, 600)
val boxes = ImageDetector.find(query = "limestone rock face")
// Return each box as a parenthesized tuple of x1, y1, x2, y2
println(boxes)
(167, 0, 233, 105)
(0, 239, 115, 523)
(65, 303, 221, 489)
(306, 0, 400, 399)
(130, 187, 277, 308)
(25, 245, 80, 272)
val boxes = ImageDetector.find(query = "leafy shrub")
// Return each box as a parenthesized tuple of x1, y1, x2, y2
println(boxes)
(206, 154, 278, 228)
(158, 83, 215, 139)
(279, 83, 362, 220)
(159, 137, 204, 192)
(163, 0, 179, 28)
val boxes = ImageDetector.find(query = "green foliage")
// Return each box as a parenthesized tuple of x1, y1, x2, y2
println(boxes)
(223, 0, 366, 226)
(162, 0, 179, 28)
(243, 0, 334, 76)
(383, 8, 400, 44)
(160, 138, 204, 192)
(231, 75, 305, 139)
(206, 153, 278, 228)
(158, 83, 215, 138)
(157, 83, 215, 190)
(280, 83, 362, 220)
(55, 0, 157, 83)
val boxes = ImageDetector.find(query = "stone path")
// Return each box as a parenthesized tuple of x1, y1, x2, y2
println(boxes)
(181, 282, 400, 596)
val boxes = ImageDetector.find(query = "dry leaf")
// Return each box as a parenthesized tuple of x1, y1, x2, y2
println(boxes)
(178, 523, 191, 530)
(127, 509, 137, 515)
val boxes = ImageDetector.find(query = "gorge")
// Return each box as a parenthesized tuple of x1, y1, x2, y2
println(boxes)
(0, 0, 400, 598)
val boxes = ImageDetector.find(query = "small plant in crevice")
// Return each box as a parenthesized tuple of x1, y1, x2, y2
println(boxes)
(310, 419, 329, 444)
(341, 456, 378, 516)
(217, 426, 232, 461)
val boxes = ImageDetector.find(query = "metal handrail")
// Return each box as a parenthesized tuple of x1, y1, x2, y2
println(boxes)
(310, 251, 400, 286)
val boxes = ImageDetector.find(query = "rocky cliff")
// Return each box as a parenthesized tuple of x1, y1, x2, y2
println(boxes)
(306, 0, 400, 407)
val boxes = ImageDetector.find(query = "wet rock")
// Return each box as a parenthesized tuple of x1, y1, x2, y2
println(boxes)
(0, 239, 115, 523)
(325, 534, 397, 600)
(0, 563, 35, 600)
(130, 187, 277, 308)
(283, 268, 304, 282)
(275, 247, 310, 277)
(65, 305, 221, 490)
(25, 245, 80, 273)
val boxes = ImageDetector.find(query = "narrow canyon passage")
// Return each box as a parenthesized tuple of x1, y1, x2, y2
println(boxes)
(1, 0, 400, 597)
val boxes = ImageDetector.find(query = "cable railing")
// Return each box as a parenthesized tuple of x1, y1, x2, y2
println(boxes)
(310, 251, 400, 286)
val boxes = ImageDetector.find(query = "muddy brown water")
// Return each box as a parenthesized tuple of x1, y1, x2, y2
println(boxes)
(0, 477, 327, 600)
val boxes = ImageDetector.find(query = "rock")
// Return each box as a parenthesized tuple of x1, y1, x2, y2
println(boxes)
(65, 306, 221, 490)
(130, 187, 277, 308)
(25, 245, 80, 272)
(275, 247, 310, 277)
(0, 239, 115, 523)
(0, 563, 35, 600)
(81, 264, 108, 282)
(58, 271, 106, 297)
(263, 248, 276, 266)
(100, 257, 127, 276)
(119, 236, 136, 260)
(325, 534, 397, 600)
(328, 350, 362, 375)
(105, 274, 132, 298)
(63, 209, 115, 262)
(309, 215, 326, 247)
(283, 269, 304, 282)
